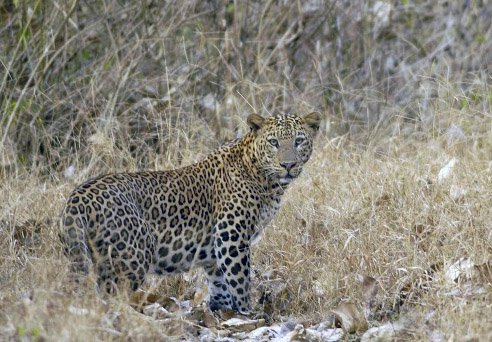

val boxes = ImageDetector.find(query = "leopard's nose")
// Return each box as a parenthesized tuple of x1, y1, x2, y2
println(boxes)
(280, 161, 297, 172)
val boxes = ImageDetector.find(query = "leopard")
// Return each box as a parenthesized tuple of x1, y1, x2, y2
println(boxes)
(60, 112, 321, 314)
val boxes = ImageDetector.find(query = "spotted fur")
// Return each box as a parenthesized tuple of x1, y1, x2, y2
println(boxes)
(60, 112, 321, 313)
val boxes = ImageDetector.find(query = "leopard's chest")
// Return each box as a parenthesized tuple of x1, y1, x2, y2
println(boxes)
(250, 196, 282, 246)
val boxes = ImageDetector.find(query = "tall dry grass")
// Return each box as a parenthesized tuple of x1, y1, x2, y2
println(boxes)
(1, 0, 492, 340)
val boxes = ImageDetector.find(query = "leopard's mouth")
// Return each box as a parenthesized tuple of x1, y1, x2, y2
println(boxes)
(279, 174, 296, 185)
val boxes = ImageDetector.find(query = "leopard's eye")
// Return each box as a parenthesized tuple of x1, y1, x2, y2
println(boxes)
(268, 138, 279, 147)
(295, 137, 305, 146)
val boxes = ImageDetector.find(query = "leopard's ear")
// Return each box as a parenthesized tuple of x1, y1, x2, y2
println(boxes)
(247, 113, 265, 132)
(302, 112, 322, 133)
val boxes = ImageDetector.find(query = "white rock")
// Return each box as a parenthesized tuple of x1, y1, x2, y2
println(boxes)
(372, 1, 392, 38)
(307, 327, 344, 341)
(68, 305, 90, 316)
(361, 322, 402, 341)
(373, 1, 392, 27)
(301, 0, 323, 14)
(437, 158, 458, 182)
(198, 327, 215, 342)
(201, 94, 218, 111)
(313, 281, 325, 297)
(64, 165, 75, 178)
(221, 318, 266, 333)
(142, 303, 170, 318)
(200, 328, 236, 342)
(274, 324, 304, 342)
(234, 325, 283, 341)
(272, 324, 343, 342)
(444, 257, 475, 283)
(222, 318, 254, 326)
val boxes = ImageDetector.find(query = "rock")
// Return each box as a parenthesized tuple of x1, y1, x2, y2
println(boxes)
(142, 303, 170, 319)
(279, 324, 344, 342)
(361, 322, 403, 342)
(68, 305, 90, 316)
(437, 158, 458, 183)
(64, 165, 75, 178)
(444, 258, 476, 284)
(232, 325, 282, 341)
(221, 318, 266, 332)
(201, 94, 218, 112)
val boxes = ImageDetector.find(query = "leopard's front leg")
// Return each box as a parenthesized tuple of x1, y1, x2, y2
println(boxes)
(212, 216, 252, 314)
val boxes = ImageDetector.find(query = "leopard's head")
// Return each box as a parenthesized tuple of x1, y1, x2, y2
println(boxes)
(246, 112, 321, 186)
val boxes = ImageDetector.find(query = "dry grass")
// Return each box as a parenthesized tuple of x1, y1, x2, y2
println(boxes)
(1, 0, 492, 340)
